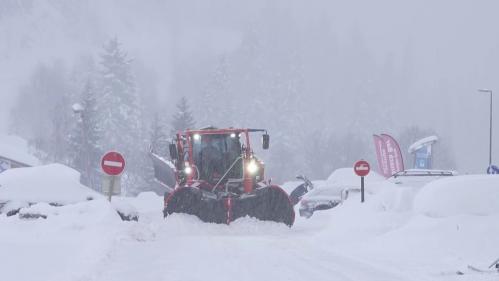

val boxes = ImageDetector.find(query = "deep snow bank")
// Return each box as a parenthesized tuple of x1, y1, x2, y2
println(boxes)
(414, 175, 499, 217)
(0, 199, 125, 281)
(0, 163, 101, 204)
(307, 173, 499, 278)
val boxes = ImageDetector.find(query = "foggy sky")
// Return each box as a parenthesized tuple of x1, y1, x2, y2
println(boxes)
(1, 0, 498, 174)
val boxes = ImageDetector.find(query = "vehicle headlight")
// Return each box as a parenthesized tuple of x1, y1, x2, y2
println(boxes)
(184, 165, 193, 175)
(247, 160, 259, 174)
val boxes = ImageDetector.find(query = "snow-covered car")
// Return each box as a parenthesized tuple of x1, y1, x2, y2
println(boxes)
(325, 167, 384, 193)
(299, 187, 343, 218)
(299, 168, 384, 218)
(388, 169, 457, 188)
(0, 164, 102, 217)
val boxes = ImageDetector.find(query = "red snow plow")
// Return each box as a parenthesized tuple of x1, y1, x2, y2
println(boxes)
(153, 127, 295, 226)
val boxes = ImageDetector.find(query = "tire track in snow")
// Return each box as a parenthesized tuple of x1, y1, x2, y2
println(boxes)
(89, 214, 424, 281)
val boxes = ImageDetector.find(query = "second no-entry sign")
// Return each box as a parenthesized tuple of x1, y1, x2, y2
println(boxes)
(354, 160, 370, 177)
(354, 160, 370, 203)
(101, 151, 125, 176)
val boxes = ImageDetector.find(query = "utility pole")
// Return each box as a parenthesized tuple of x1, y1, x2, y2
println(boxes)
(72, 103, 92, 188)
(478, 89, 493, 167)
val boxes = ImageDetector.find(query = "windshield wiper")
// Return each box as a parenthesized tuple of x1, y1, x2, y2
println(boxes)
(211, 156, 243, 192)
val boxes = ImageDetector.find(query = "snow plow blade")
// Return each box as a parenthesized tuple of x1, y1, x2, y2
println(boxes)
(231, 186, 295, 226)
(164, 187, 227, 224)
(164, 186, 295, 226)
(150, 152, 176, 188)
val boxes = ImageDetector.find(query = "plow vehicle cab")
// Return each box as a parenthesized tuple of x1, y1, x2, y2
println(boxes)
(161, 127, 294, 226)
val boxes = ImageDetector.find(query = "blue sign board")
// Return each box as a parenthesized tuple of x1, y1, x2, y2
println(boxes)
(414, 146, 431, 169)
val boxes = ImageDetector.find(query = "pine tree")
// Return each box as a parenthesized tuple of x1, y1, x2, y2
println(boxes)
(171, 97, 195, 134)
(69, 80, 103, 190)
(199, 55, 232, 127)
(97, 37, 147, 195)
(150, 113, 169, 157)
(50, 90, 73, 164)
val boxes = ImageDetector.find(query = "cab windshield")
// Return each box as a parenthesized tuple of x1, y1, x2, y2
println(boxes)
(191, 133, 243, 183)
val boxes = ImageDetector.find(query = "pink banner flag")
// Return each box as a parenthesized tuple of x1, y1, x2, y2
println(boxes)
(381, 134, 405, 176)
(373, 134, 391, 178)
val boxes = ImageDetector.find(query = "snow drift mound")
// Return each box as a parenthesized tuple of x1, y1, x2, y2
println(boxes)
(0, 163, 101, 204)
(414, 175, 499, 217)
(368, 181, 416, 212)
(123, 191, 163, 214)
(161, 213, 292, 236)
(0, 199, 125, 281)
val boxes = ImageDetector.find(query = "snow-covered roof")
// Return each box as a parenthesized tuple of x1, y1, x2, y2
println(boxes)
(0, 135, 40, 166)
(408, 136, 438, 154)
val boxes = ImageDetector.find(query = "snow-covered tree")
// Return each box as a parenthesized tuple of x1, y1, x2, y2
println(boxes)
(171, 96, 195, 134)
(150, 113, 169, 157)
(97, 37, 147, 195)
(199, 55, 233, 127)
(68, 79, 103, 190)
(50, 90, 73, 164)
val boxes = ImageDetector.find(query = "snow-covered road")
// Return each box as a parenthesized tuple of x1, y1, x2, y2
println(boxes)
(90, 213, 418, 281)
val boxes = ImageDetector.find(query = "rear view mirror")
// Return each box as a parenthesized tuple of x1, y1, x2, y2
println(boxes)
(169, 143, 178, 160)
(262, 134, 270, 150)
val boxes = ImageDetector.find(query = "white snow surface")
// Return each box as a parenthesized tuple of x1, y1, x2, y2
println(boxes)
(0, 135, 40, 166)
(0, 168, 498, 281)
(0, 163, 102, 204)
(111, 197, 139, 218)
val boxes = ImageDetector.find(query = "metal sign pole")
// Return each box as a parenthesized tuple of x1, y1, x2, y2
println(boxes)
(489, 91, 493, 167)
(354, 160, 370, 203)
(108, 175, 115, 202)
(361, 176, 365, 203)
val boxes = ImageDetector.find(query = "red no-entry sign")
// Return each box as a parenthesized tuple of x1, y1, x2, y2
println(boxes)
(354, 160, 370, 203)
(354, 160, 370, 177)
(101, 151, 125, 176)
